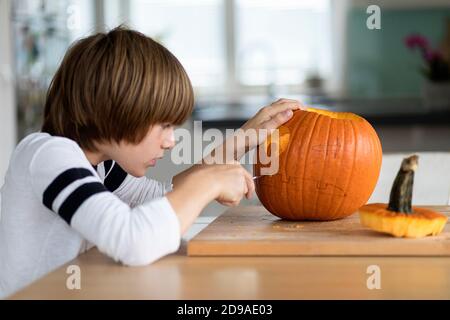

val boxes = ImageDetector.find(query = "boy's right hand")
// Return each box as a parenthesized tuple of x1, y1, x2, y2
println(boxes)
(210, 162, 255, 207)
(173, 162, 255, 207)
(169, 163, 255, 235)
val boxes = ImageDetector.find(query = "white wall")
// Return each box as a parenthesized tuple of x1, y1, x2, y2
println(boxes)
(0, 0, 16, 188)
(369, 152, 450, 205)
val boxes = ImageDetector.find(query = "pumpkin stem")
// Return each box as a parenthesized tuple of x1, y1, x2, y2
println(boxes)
(387, 155, 418, 214)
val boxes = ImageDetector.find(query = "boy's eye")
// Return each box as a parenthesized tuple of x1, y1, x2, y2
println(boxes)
(162, 123, 173, 129)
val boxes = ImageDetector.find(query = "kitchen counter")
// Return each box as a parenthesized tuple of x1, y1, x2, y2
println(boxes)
(9, 207, 450, 300)
(193, 96, 450, 128)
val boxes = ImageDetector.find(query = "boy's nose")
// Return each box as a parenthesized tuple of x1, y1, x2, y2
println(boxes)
(162, 140, 175, 149)
(162, 131, 176, 149)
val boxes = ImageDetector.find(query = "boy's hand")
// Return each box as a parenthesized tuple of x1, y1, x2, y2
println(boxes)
(212, 162, 255, 206)
(241, 98, 305, 134)
(205, 98, 306, 163)
(169, 162, 254, 235)
(238, 99, 306, 156)
(173, 162, 254, 206)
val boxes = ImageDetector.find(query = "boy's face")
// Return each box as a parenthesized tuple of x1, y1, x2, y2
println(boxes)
(108, 123, 176, 177)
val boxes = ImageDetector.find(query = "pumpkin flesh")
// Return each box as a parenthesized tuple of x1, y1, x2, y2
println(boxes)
(360, 203, 447, 238)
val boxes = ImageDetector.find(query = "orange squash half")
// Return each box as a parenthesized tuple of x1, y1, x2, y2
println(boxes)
(359, 155, 447, 238)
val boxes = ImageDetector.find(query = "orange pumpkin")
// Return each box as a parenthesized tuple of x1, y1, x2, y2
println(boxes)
(254, 107, 382, 221)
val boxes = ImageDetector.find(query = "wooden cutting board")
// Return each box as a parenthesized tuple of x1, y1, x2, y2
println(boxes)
(187, 205, 450, 256)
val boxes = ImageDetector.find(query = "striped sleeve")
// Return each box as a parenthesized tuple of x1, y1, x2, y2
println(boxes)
(28, 139, 180, 266)
(42, 167, 107, 224)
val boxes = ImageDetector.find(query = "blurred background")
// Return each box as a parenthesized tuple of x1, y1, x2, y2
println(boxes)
(1, 0, 450, 215)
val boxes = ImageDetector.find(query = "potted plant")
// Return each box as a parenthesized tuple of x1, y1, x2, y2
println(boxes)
(405, 33, 450, 111)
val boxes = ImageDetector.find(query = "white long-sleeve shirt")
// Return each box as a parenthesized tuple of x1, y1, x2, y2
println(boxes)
(0, 132, 180, 298)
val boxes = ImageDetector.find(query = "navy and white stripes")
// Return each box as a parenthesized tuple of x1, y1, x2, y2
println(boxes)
(42, 161, 129, 224)
(42, 168, 107, 224)
(42, 168, 93, 210)
(104, 159, 113, 176)
(103, 161, 128, 192)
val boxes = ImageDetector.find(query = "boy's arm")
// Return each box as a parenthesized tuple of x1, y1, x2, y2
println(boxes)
(203, 99, 304, 164)
(29, 140, 180, 266)
(98, 160, 171, 207)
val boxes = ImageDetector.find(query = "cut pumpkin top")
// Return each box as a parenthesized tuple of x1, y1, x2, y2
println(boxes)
(306, 107, 365, 121)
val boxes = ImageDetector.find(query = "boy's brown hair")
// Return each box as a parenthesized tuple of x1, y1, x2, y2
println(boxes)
(42, 26, 194, 151)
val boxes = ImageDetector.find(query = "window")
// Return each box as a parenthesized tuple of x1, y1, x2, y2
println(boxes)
(236, 0, 332, 86)
(12, 0, 95, 139)
(119, 0, 334, 93)
(129, 0, 226, 87)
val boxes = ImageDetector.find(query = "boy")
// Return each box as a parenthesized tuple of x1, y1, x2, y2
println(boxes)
(0, 27, 302, 298)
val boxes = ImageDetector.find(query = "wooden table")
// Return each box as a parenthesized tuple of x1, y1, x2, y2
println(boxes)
(10, 208, 450, 300)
